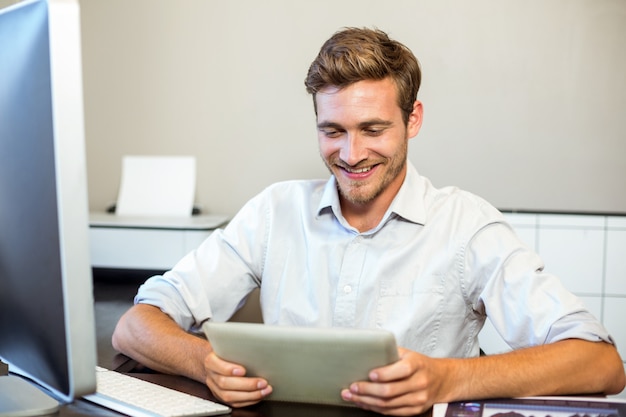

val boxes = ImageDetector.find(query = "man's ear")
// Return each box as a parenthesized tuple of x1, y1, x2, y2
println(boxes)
(407, 100, 423, 139)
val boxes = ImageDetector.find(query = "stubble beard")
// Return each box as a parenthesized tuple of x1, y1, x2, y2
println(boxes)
(321, 141, 408, 206)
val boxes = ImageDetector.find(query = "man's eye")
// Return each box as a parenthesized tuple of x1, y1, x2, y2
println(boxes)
(364, 128, 384, 136)
(321, 129, 342, 138)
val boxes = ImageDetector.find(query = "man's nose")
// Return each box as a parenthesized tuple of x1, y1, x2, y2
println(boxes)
(339, 134, 367, 166)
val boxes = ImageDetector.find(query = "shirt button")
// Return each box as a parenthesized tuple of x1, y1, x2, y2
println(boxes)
(343, 285, 352, 294)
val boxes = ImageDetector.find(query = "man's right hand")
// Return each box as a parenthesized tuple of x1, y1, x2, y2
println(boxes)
(203, 351, 272, 408)
(112, 304, 273, 408)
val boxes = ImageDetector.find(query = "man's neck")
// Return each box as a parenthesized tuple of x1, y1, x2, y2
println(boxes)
(341, 201, 386, 233)
(340, 173, 406, 233)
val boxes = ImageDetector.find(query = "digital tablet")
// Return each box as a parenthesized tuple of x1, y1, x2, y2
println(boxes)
(202, 322, 399, 407)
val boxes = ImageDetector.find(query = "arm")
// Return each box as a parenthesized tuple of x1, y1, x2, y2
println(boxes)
(342, 339, 625, 416)
(111, 303, 272, 407)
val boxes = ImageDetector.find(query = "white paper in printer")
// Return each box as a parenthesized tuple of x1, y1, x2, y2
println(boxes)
(115, 155, 196, 217)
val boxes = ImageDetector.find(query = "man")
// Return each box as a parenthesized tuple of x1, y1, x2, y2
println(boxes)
(112, 27, 625, 416)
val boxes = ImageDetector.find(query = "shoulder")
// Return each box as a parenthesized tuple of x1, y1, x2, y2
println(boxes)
(235, 178, 328, 218)
(420, 177, 506, 231)
(262, 178, 328, 195)
(401, 164, 504, 228)
(252, 179, 328, 207)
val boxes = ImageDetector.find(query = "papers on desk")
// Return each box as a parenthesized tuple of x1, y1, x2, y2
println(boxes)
(433, 396, 626, 417)
(116, 156, 196, 217)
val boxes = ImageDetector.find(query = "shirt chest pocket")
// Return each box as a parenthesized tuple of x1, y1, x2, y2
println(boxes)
(376, 275, 446, 354)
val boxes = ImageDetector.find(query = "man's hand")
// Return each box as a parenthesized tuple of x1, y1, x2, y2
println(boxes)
(341, 348, 447, 416)
(203, 350, 272, 408)
(112, 304, 274, 408)
(341, 340, 625, 416)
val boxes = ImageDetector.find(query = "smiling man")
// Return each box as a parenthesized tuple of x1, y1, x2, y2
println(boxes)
(112, 27, 625, 416)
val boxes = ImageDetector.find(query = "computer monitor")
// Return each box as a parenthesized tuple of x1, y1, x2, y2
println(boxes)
(0, 0, 97, 415)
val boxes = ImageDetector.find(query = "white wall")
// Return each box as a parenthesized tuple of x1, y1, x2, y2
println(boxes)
(79, 0, 626, 217)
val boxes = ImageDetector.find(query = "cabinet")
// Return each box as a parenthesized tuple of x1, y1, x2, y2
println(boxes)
(89, 212, 228, 271)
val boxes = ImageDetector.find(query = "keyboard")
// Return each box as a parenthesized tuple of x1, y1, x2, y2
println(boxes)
(83, 367, 231, 417)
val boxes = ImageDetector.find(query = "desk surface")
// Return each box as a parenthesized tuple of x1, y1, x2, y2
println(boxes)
(60, 360, 408, 417)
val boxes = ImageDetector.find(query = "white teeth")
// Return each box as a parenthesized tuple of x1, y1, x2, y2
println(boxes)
(347, 166, 372, 174)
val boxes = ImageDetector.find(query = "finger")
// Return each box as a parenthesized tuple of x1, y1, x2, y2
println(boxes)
(207, 368, 268, 391)
(205, 351, 269, 392)
(206, 373, 272, 407)
(368, 348, 421, 383)
(204, 352, 272, 407)
(341, 387, 430, 416)
(205, 350, 246, 377)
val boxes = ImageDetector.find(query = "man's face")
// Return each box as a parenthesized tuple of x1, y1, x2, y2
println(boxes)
(316, 78, 422, 208)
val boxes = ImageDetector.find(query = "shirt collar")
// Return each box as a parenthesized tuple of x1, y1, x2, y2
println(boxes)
(390, 161, 426, 225)
(316, 160, 427, 228)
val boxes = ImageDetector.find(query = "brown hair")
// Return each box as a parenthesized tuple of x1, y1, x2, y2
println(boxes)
(304, 27, 421, 124)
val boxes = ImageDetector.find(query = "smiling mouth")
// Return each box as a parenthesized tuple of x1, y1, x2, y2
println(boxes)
(344, 166, 373, 174)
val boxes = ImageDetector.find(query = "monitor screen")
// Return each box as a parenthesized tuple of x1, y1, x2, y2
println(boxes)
(0, 0, 97, 413)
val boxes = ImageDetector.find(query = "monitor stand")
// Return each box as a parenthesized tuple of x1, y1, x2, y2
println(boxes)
(0, 362, 60, 417)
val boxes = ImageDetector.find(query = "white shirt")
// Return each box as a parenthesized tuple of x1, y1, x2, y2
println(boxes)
(136, 162, 612, 358)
